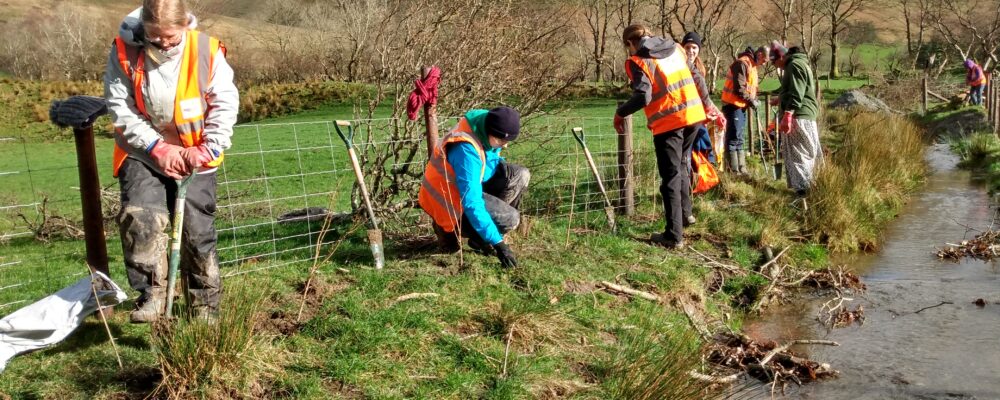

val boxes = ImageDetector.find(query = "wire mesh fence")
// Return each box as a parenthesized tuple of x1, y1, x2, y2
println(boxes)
(0, 113, 661, 310)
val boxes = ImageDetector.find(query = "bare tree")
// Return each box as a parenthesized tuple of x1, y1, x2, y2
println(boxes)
(584, 0, 614, 82)
(765, 0, 796, 42)
(792, 0, 829, 68)
(819, 0, 867, 78)
(665, 0, 738, 88)
(928, 0, 1000, 70)
(896, 0, 931, 59)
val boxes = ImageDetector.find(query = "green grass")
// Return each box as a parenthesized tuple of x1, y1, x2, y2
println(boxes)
(0, 88, 931, 398)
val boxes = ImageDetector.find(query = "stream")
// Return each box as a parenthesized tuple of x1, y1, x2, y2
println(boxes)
(746, 144, 1000, 399)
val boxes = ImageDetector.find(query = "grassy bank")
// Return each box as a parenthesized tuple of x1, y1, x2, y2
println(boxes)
(944, 106, 1000, 192)
(0, 104, 930, 398)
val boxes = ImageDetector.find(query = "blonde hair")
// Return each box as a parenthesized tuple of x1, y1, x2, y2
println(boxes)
(141, 0, 190, 27)
(622, 24, 653, 47)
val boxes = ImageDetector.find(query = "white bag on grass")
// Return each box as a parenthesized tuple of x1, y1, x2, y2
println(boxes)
(0, 271, 126, 372)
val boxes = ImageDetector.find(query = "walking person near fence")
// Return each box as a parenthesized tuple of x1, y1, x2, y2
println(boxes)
(965, 59, 987, 106)
(769, 41, 821, 197)
(104, 0, 238, 322)
(419, 107, 527, 269)
(721, 46, 764, 176)
(615, 24, 723, 249)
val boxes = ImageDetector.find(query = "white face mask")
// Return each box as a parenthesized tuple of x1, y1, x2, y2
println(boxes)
(145, 42, 182, 64)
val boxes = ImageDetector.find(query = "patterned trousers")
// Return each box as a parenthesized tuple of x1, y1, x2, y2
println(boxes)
(783, 118, 823, 192)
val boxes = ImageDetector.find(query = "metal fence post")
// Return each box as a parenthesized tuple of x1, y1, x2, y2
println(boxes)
(616, 102, 635, 216)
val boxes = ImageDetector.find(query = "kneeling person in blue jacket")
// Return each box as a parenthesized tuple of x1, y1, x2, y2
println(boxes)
(419, 107, 530, 268)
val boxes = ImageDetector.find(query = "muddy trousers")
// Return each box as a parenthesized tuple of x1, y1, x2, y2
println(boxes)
(653, 124, 699, 243)
(117, 157, 222, 311)
(460, 161, 531, 242)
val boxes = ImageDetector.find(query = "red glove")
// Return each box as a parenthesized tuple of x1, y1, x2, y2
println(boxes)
(780, 111, 794, 134)
(706, 106, 726, 129)
(180, 145, 214, 171)
(149, 141, 187, 179)
(613, 114, 626, 134)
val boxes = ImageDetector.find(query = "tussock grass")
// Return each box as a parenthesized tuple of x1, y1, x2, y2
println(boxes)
(151, 278, 283, 399)
(806, 111, 928, 251)
(601, 317, 755, 400)
(951, 131, 1000, 192)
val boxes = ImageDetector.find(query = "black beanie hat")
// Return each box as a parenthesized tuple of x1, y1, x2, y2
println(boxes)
(485, 106, 520, 141)
(681, 32, 702, 48)
(739, 46, 754, 58)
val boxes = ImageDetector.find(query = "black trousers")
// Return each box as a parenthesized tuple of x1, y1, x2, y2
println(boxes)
(653, 124, 700, 243)
(117, 157, 221, 310)
(460, 161, 530, 241)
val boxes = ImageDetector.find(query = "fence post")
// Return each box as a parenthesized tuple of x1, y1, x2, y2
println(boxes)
(49, 96, 110, 278)
(73, 124, 110, 277)
(994, 81, 999, 136)
(921, 76, 928, 115)
(764, 94, 771, 135)
(421, 66, 439, 159)
(616, 102, 635, 216)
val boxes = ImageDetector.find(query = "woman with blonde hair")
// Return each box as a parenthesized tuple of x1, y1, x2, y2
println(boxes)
(104, 0, 238, 323)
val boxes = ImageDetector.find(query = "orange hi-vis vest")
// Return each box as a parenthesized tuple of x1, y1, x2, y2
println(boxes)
(625, 49, 707, 135)
(721, 55, 758, 108)
(968, 64, 988, 87)
(418, 118, 487, 234)
(111, 30, 226, 177)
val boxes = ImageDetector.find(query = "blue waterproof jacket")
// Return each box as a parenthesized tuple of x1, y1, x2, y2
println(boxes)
(445, 109, 504, 245)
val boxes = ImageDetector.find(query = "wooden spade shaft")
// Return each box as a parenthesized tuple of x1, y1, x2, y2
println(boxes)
(572, 128, 616, 232)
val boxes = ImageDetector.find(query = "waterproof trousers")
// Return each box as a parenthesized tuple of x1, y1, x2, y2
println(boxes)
(117, 157, 221, 311)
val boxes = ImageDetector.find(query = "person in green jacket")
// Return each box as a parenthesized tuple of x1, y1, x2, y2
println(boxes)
(769, 41, 822, 196)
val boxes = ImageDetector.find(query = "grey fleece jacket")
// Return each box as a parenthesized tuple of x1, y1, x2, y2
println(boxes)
(103, 7, 239, 175)
(616, 36, 715, 121)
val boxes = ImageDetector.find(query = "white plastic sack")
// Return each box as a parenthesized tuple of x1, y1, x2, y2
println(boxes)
(0, 271, 126, 372)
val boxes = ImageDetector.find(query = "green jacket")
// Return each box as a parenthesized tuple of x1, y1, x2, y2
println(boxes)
(779, 51, 819, 121)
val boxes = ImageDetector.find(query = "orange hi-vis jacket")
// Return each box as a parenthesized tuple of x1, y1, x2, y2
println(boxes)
(721, 55, 758, 108)
(625, 50, 707, 134)
(968, 64, 988, 87)
(111, 30, 226, 177)
(418, 118, 487, 233)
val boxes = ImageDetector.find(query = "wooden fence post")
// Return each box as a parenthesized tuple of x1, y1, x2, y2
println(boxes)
(921, 76, 928, 115)
(616, 102, 635, 216)
(421, 66, 439, 159)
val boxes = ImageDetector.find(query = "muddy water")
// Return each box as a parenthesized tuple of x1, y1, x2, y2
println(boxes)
(746, 144, 1000, 399)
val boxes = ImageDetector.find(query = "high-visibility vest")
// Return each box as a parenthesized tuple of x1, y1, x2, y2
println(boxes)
(418, 118, 487, 233)
(968, 65, 988, 87)
(721, 55, 757, 108)
(111, 30, 226, 177)
(625, 50, 707, 134)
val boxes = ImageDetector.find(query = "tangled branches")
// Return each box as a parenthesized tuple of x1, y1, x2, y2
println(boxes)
(695, 333, 840, 393)
(937, 230, 1000, 261)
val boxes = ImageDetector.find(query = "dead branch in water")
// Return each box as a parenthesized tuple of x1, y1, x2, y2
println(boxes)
(937, 230, 1000, 261)
(703, 333, 840, 388)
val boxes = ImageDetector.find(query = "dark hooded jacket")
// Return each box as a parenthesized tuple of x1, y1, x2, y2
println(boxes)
(616, 36, 715, 124)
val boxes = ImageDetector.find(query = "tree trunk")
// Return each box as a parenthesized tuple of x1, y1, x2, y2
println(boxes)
(902, 3, 913, 55)
(830, 33, 840, 78)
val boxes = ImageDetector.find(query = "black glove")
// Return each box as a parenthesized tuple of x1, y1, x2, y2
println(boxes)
(493, 241, 518, 268)
(49, 96, 108, 129)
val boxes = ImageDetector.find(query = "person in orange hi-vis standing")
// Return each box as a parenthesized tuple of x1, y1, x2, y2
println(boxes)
(614, 24, 724, 250)
(104, 0, 238, 323)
